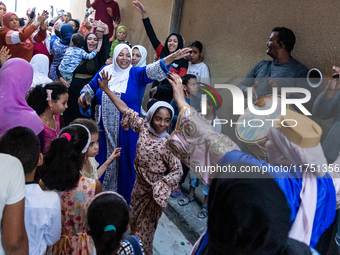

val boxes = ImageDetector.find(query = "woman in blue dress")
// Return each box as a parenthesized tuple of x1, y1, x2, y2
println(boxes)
(79, 44, 190, 204)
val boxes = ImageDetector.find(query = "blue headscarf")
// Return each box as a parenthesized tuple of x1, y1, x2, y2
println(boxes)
(59, 24, 74, 45)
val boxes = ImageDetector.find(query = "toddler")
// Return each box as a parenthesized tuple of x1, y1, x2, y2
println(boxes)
(59, 33, 101, 84)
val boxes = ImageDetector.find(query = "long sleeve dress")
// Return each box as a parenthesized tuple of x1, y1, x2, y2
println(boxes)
(120, 108, 182, 255)
(0, 24, 46, 62)
(81, 60, 168, 204)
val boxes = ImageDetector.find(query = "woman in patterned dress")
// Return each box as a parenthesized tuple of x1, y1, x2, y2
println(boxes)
(98, 71, 183, 255)
(41, 124, 102, 254)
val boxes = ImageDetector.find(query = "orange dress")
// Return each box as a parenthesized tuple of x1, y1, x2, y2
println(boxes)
(50, 177, 96, 255)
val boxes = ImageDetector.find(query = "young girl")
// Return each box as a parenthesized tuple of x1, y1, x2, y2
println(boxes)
(27, 82, 69, 153)
(41, 124, 102, 254)
(87, 191, 144, 255)
(98, 70, 183, 255)
(71, 118, 121, 180)
(187, 41, 211, 86)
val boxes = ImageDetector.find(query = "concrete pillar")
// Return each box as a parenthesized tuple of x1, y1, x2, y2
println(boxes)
(168, 0, 184, 34)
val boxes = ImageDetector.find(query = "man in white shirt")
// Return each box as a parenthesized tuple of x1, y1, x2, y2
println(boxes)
(0, 153, 28, 255)
(0, 127, 61, 255)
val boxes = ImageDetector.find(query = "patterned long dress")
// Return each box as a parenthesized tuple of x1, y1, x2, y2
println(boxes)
(120, 109, 183, 255)
(50, 177, 96, 255)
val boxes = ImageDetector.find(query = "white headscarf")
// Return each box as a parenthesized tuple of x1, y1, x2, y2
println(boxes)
(102, 43, 132, 93)
(30, 54, 53, 88)
(146, 101, 174, 138)
(133, 45, 147, 67)
(269, 127, 326, 246)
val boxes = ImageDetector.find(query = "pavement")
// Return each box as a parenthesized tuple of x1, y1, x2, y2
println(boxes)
(153, 213, 193, 255)
(153, 175, 208, 254)
(164, 178, 208, 246)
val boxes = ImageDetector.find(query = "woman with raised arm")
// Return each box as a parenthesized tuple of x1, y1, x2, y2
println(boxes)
(63, 21, 110, 125)
(133, 0, 188, 103)
(0, 11, 48, 62)
(78, 44, 190, 204)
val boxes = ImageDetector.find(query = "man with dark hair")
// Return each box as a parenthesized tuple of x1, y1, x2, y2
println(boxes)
(0, 127, 61, 254)
(238, 27, 317, 112)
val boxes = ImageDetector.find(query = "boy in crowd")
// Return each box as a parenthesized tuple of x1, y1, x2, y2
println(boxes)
(0, 127, 61, 255)
(59, 33, 101, 85)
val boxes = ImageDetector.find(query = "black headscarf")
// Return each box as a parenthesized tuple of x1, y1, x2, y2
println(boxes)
(204, 161, 312, 255)
(160, 33, 184, 58)
(80, 33, 100, 75)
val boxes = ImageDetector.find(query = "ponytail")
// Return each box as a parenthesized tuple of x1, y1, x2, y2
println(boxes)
(87, 192, 129, 255)
(42, 137, 81, 191)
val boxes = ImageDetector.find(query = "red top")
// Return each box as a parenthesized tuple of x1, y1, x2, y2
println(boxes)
(91, 0, 120, 38)
(0, 25, 47, 62)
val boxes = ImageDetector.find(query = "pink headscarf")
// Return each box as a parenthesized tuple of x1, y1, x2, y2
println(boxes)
(269, 127, 327, 246)
(3, 12, 18, 30)
(0, 2, 6, 10)
(0, 58, 44, 138)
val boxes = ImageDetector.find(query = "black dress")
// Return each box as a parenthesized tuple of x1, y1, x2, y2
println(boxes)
(63, 33, 110, 125)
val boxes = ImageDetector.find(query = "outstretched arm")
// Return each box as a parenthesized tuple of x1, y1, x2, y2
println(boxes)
(167, 72, 190, 110)
(98, 70, 128, 113)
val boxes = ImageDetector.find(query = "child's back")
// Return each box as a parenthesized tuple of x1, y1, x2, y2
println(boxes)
(25, 184, 61, 254)
(0, 127, 61, 255)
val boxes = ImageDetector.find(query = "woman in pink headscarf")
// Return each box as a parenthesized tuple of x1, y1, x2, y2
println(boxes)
(0, 11, 48, 62)
(0, 58, 45, 150)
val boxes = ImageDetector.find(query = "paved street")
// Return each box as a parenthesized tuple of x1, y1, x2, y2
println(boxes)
(153, 213, 193, 255)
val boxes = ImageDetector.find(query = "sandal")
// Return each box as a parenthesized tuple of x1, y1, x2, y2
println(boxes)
(178, 194, 195, 206)
(197, 205, 208, 218)
(171, 187, 182, 198)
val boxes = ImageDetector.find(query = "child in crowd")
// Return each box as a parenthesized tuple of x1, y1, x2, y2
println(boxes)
(58, 33, 101, 84)
(26, 82, 69, 153)
(187, 41, 211, 86)
(71, 118, 121, 180)
(170, 74, 200, 132)
(41, 124, 102, 254)
(88, 191, 144, 255)
(98, 70, 182, 255)
(0, 127, 61, 255)
(170, 74, 200, 198)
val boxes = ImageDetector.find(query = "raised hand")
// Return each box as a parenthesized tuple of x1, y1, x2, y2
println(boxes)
(133, 1, 148, 18)
(0, 46, 11, 66)
(36, 11, 49, 27)
(166, 72, 189, 109)
(171, 48, 191, 61)
(98, 70, 112, 92)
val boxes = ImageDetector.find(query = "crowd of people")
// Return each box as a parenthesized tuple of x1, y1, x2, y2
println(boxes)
(1, 0, 340, 255)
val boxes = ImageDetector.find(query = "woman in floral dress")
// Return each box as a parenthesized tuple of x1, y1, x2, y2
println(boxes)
(98, 71, 182, 255)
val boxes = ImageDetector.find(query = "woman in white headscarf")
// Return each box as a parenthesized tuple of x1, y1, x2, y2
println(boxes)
(78, 43, 190, 205)
(132, 45, 148, 116)
(30, 54, 53, 87)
